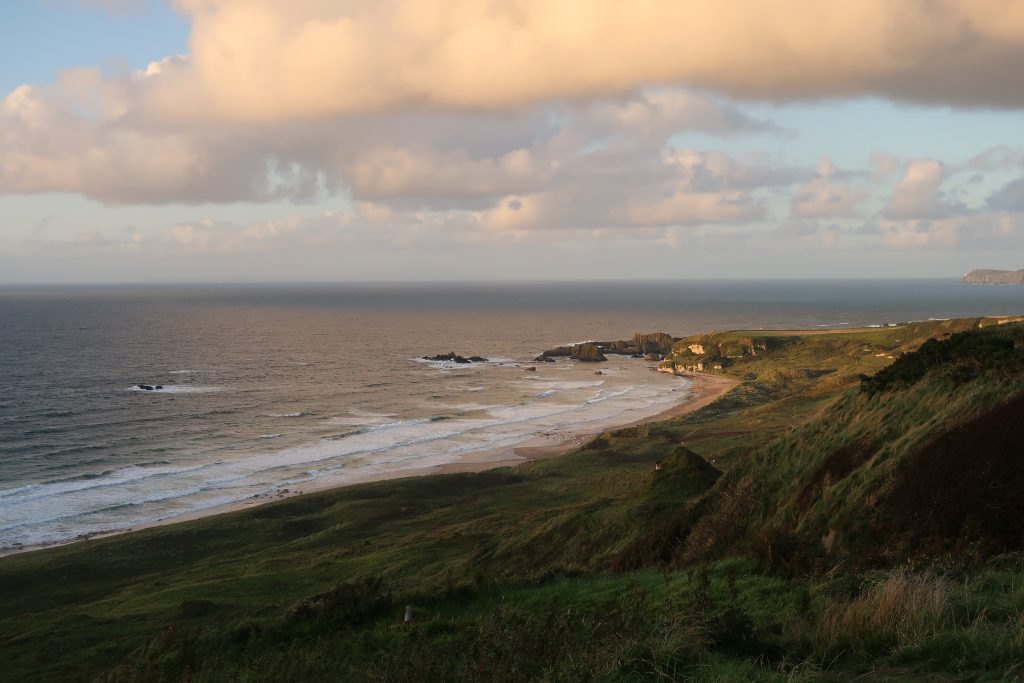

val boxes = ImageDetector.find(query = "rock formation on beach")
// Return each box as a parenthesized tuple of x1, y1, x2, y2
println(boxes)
(961, 269, 1024, 284)
(571, 342, 607, 362)
(632, 332, 673, 355)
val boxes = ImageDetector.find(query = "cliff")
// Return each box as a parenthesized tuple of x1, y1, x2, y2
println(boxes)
(961, 269, 1024, 284)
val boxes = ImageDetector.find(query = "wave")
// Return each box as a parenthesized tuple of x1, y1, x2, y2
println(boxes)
(126, 385, 222, 394)
(268, 411, 309, 418)
(0, 462, 215, 505)
(0, 483, 209, 533)
(258, 434, 282, 439)
(3, 367, 685, 548)
(528, 380, 605, 392)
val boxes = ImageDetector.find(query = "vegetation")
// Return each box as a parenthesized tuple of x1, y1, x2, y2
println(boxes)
(3, 317, 1024, 681)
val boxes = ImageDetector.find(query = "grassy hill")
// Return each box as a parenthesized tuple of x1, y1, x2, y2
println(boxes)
(3, 317, 1024, 681)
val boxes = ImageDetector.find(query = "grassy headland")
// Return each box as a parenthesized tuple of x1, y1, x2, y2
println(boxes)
(3, 316, 1024, 681)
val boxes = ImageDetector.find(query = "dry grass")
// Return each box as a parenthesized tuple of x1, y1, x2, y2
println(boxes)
(813, 567, 952, 658)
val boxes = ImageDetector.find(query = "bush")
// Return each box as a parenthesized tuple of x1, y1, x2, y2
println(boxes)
(860, 329, 1022, 395)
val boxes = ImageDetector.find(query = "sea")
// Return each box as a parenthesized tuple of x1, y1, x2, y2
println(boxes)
(2, 280, 1023, 551)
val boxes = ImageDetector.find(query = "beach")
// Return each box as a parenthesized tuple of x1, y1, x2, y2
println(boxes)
(0, 370, 736, 557)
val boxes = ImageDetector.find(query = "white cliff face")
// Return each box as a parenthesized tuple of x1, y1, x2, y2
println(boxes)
(688, 343, 705, 354)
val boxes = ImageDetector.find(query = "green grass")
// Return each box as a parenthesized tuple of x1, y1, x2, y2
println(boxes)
(3, 317, 1024, 681)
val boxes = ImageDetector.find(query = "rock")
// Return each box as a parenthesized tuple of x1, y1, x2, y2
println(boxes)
(633, 332, 674, 355)
(155, 385, 163, 390)
(595, 370, 603, 375)
(138, 384, 154, 391)
(534, 354, 556, 362)
(571, 342, 607, 362)
(524, 366, 536, 372)
(423, 352, 486, 363)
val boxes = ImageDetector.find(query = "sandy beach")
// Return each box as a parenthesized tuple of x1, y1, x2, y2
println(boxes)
(0, 370, 737, 557)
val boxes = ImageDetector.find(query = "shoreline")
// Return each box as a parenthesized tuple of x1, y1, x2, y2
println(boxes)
(0, 370, 737, 559)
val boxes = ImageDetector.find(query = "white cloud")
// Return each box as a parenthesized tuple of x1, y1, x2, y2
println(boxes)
(133, 0, 1024, 123)
(883, 160, 963, 220)
(791, 156, 866, 219)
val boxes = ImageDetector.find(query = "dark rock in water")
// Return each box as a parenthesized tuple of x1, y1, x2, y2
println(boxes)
(155, 385, 163, 390)
(423, 352, 457, 361)
(423, 352, 486, 363)
(525, 366, 536, 372)
(534, 354, 556, 362)
(595, 370, 603, 375)
(538, 346, 572, 358)
(138, 384, 154, 391)
(571, 342, 607, 362)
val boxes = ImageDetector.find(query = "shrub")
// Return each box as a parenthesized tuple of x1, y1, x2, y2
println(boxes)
(860, 329, 1022, 395)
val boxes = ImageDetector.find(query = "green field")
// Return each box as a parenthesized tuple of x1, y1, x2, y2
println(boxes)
(3, 317, 1024, 681)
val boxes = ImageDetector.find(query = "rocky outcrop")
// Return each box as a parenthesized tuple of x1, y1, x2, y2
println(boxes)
(571, 342, 607, 362)
(961, 269, 1024, 285)
(633, 332, 673, 355)
(537, 332, 676, 361)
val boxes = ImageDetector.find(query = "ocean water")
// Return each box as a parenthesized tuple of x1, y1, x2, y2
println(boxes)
(2, 280, 1023, 550)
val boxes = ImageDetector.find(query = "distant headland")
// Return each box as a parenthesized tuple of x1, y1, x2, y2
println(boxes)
(960, 269, 1024, 285)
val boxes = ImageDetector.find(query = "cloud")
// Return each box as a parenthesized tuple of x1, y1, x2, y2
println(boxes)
(0, 74, 778, 206)
(877, 212, 1024, 250)
(870, 151, 901, 179)
(968, 145, 1024, 171)
(882, 160, 964, 220)
(791, 157, 866, 219)
(0, 79, 293, 204)
(618, 191, 764, 227)
(988, 178, 1024, 211)
(127, 0, 1024, 124)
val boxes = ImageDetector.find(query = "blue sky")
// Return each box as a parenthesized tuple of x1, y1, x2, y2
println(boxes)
(2, 1, 187, 94)
(1, 1, 1023, 282)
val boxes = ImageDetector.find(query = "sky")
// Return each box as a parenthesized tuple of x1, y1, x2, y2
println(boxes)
(1, 1, 1024, 283)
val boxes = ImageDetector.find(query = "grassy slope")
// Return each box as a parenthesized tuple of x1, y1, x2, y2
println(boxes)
(2, 317, 1024, 681)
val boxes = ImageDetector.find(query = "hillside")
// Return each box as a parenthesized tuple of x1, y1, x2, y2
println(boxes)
(2, 318, 1024, 681)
